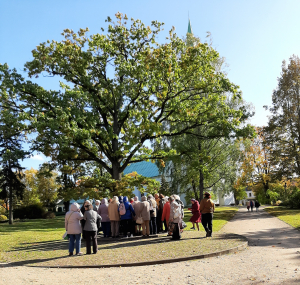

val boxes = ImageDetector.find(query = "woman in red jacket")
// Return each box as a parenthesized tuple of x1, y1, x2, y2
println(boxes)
(189, 198, 201, 231)
(161, 197, 170, 231)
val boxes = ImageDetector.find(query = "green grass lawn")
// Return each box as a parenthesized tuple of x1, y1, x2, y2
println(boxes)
(264, 206, 300, 230)
(0, 206, 240, 267)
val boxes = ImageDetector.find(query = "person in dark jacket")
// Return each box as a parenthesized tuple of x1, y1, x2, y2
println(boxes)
(119, 196, 136, 238)
(255, 200, 260, 212)
(250, 200, 254, 212)
(83, 200, 101, 254)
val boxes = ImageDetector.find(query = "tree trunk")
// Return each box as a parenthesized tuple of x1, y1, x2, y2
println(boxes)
(112, 161, 122, 181)
(8, 162, 13, 224)
(63, 200, 70, 213)
(199, 168, 204, 201)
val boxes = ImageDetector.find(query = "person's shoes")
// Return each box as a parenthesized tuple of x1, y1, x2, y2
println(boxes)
(190, 227, 195, 230)
(130, 234, 134, 238)
(122, 236, 128, 239)
(93, 252, 97, 254)
(69, 252, 73, 256)
(206, 230, 212, 237)
(76, 252, 83, 256)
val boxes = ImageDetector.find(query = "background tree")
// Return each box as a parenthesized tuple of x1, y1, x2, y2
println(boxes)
(0, 14, 253, 194)
(264, 55, 300, 179)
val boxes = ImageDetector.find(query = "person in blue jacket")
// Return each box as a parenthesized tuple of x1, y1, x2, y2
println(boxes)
(119, 196, 136, 238)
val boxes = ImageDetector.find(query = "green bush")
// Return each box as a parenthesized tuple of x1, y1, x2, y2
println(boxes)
(0, 215, 7, 221)
(287, 187, 300, 208)
(13, 204, 46, 219)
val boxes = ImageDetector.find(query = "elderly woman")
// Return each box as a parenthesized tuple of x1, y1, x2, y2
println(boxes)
(108, 196, 120, 238)
(189, 198, 201, 231)
(65, 203, 83, 256)
(93, 200, 100, 212)
(83, 200, 101, 254)
(148, 194, 157, 235)
(132, 196, 142, 235)
(140, 196, 150, 237)
(98, 198, 110, 237)
(169, 196, 182, 240)
(161, 196, 170, 231)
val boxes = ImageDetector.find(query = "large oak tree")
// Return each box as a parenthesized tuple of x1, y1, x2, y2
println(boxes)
(1, 13, 252, 186)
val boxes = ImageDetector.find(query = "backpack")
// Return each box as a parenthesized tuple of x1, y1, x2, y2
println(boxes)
(119, 203, 126, 216)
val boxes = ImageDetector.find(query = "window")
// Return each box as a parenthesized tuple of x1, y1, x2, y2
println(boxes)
(249, 193, 252, 197)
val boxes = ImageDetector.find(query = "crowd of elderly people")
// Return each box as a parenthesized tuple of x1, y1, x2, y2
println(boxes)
(65, 193, 214, 256)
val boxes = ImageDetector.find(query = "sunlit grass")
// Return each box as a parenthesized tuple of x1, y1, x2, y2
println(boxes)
(265, 206, 300, 229)
(0, 207, 240, 266)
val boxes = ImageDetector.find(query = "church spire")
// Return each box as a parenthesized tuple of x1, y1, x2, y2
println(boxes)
(187, 18, 193, 34)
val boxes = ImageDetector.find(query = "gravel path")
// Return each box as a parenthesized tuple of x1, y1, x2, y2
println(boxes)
(1, 207, 300, 284)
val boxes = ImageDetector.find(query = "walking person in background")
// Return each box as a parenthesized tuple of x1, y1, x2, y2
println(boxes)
(189, 198, 201, 231)
(250, 200, 254, 212)
(246, 200, 250, 211)
(83, 200, 101, 254)
(200, 192, 215, 237)
(255, 200, 260, 212)
(108, 196, 120, 238)
(65, 203, 83, 256)
(98, 198, 111, 237)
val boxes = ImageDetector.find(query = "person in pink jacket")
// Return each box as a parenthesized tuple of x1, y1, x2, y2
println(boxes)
(161, 197, 171, 230)
(65, 203, 83, 256)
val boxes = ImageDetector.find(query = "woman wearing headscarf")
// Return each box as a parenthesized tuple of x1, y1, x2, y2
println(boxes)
(189, 198, 201, 231)
(93, 200, 100, 212)
(83, 200, 101, 254)
(140, 196, 150, 237)
(200, 192, 215, 237)
(98, 198, 111, 237)
(148, 194, 157, 235)
(65, 203, 83, 256)
(132, 196, 142, 235)
(108, 196, 120, 238)
(119, 196, 136, 238)
(169, 196, 182, 240)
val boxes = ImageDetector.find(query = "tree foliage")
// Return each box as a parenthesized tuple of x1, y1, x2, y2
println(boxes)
(0, 13, 254, 188)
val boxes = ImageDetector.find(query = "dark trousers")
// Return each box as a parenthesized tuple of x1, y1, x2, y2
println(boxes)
(157, 210, 162, 232)
(172, 223, 181, 240)
(85, 231, 98, 254)
(201, 213, 213, 233)
(121, 219, 133, 237)
(102, 222, 111, 237)
(150, 217, 157, 235)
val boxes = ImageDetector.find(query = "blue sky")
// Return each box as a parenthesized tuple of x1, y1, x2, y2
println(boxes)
(1, 0, 300, 169)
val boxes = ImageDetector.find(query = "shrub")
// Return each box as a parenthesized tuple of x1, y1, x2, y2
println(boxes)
(14, 204, 46, 219)
(42, 211, 56, 219)
(0, 215, 7, 221)
(287, 187, 300, 208)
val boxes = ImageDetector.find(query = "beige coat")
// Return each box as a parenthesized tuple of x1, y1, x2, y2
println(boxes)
(65, 203, 83, 234)
(149, 198, 157, 218)
(140, 201, 150, 221)
(133, 201, 142, 220)
(108, 200, 120, 221)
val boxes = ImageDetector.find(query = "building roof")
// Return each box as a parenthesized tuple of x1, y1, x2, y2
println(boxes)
(123, 161, 160, 178)
(187, 18, 193, 34)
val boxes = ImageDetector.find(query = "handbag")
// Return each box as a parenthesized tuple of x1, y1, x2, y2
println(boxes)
(62, 231, 69, 240)
(136, 216, 143, 224)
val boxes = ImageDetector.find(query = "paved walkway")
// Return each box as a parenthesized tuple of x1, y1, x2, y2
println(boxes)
(2, 207, 300, 284)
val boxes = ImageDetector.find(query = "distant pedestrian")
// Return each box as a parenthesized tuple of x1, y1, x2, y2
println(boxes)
(250, 200, 254, 212)
(189, 199, 201, 231)
(255, 200, 260, 212)
(246, 200, 250, 211)
(200, 192, 215, 237)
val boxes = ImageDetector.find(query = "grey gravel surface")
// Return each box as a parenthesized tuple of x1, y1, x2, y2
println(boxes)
(1, 207, 300, 284)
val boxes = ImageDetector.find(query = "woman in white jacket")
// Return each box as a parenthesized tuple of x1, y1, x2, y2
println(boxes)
(65, 203, 83, 256)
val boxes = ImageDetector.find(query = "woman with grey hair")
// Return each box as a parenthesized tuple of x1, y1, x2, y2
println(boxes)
(169, 196, 182, 240)
(83, 200, 101, 254)
(140, 196, 151, 237)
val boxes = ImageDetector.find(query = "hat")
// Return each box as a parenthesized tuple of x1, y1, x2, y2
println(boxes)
(191, 198, 196, 202)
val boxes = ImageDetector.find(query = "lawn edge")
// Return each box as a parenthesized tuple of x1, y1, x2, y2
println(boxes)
(24, 236, 248, 269)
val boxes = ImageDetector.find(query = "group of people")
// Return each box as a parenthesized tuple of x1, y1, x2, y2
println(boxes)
(246, 200, 260, 212)
(64, 193, 185, 256)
